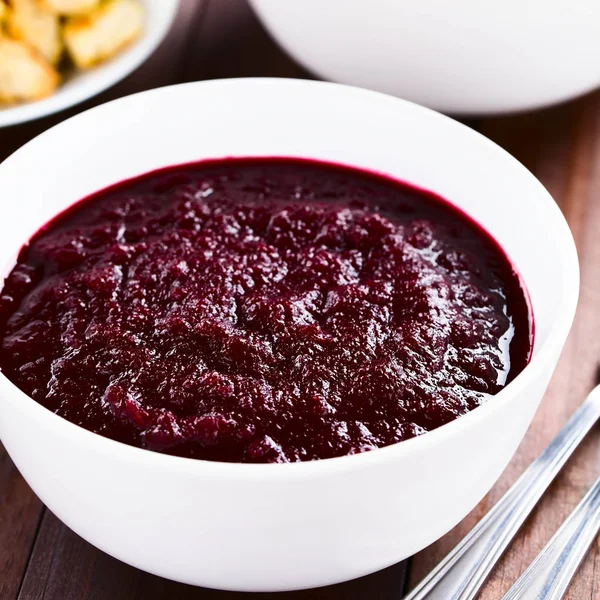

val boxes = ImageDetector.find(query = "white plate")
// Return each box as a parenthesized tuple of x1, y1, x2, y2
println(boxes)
(0, 0, 179, 127)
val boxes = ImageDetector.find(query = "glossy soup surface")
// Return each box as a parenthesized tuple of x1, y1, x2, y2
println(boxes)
(0, 158, 531, 462)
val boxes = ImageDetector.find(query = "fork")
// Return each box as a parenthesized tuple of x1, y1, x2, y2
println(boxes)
(402, 383, 600, 600)
(502, 473, 600, 600)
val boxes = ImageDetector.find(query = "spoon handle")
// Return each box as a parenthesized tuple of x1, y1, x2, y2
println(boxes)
(503, 475, 600, 600)
(403, 385, 600, 600)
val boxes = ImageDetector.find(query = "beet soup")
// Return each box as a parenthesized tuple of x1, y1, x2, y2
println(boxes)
(0, 158, 532, 463)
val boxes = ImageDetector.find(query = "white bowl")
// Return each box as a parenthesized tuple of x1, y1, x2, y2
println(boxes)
(0, 79, 578, 592)
(249, 0, 600, 115)
(0, 0, 178, 127)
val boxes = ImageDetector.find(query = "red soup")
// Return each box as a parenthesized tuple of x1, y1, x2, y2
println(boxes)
(0, 158, 532, 463)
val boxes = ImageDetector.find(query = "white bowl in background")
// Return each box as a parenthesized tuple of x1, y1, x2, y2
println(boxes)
(249, 0, 600, 115)
(0, 79, 578, 591)
(0, 0, 179, 127)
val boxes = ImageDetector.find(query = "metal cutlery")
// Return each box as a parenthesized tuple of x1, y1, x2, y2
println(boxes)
(503, 473, 600, 600)
(403, 384, 600, 600)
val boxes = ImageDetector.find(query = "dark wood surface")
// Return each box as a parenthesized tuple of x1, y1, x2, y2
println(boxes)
(1, 1, 599, 598)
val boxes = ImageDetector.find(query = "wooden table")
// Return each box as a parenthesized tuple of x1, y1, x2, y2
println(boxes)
(1, 2, 599, 598)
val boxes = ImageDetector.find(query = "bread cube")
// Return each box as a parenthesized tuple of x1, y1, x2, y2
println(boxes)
(0, 36, 60, 104)
(63, 0, 143, 69)
(6, 0, 63, 65)
(40, 0, 100, 16)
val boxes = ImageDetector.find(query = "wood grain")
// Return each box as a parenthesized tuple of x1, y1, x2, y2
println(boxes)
(406, 92, 600, 598)
(1, 0, 600, 598)
(0, 443, 43, 600)
(179, 0, 310, 82)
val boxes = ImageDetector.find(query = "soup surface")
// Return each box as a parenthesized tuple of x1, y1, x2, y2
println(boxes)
(0, 158, 532, 462)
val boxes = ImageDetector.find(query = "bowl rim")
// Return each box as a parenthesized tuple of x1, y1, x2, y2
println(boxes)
(0, 77, 580, 477)
(0, 0, 179, 128)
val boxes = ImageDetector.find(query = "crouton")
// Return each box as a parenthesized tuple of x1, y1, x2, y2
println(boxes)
(6, 0, 63, 65)
(40, 0, 100, 16)
(0, 2, 6, 24)
(0, 36, 60, 104)
(63, 0, 143, 69)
